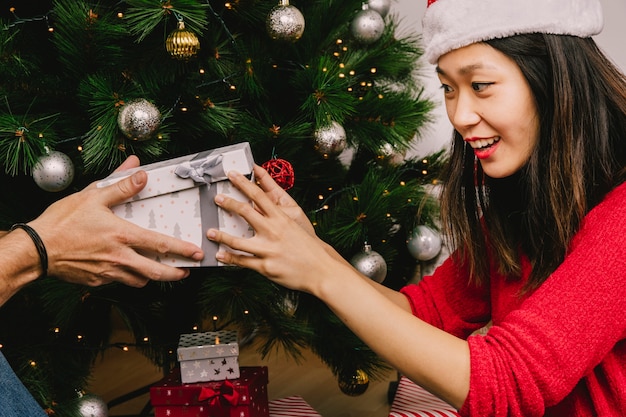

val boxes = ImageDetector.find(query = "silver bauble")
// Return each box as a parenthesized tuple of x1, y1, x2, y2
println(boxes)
(77, 393, 108, 417)
(266, 1, 305, 42)
(350, 244, 387, 283)
(407, 225, 442, 262)
(280, 290, 300, 316)
(314, 121, 347, 156)
(377, 143, 405, 166)
(32, 150, 75, 192)
(117, 98, 161, 141)
(367, 0, 391, 18)
(350, 9, 385, 44)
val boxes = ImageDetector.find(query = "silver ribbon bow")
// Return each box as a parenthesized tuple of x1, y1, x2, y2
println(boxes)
(174, 154, 226, 184)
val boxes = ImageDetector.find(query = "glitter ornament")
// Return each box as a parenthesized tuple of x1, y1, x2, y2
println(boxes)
(314, 121, 347, 157)
(338, 369, 369, 396)
(350, 243, 387, 283)
(350, 8, 385, 44)
(280, 290, 300, 316)
(261, 158, 295, 190)
(166, 20, 200, 60)
(266, 0, 306, 42)
(367, 0, 391, 18)
(76, 393, 108, 417)
(407, 225, 442, 261)
(377, 143, 405, 166)
(117, 98, 161, 141)
(32, 149, 75, 192)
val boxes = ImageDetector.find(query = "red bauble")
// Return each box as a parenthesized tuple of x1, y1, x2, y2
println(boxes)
(261, 158, 295, 190)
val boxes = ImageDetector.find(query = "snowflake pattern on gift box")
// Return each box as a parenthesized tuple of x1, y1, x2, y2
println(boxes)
(177, 331, 240, 383)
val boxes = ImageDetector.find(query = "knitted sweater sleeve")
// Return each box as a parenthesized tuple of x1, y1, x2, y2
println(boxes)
(400, 252, 492, 340)
(460, 183, 626, 416)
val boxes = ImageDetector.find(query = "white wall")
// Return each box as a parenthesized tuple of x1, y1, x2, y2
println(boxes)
(392, 0, 626, 157)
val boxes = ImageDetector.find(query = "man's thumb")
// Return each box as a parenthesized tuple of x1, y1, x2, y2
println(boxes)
(106, 170, 147, 206)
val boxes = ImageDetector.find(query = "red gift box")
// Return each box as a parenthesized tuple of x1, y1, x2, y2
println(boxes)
(389, 376, 460, 417)
(150, 366, 269, 417)
(268, 396, 321, 417)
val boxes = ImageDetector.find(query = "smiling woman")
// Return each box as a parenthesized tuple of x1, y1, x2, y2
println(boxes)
(394, 0, 626, 159)
(435, 43, 539, 178)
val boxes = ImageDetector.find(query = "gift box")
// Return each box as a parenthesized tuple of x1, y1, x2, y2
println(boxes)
(389, 376, 460, 417)
(150, 366, 269, 417)
(177, 330, 240, 383)
(268, 396, 321, 417)
(97, 142, 255, 267)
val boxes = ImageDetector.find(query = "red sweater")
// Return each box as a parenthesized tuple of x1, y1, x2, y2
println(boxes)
(400, 181, 626, 416)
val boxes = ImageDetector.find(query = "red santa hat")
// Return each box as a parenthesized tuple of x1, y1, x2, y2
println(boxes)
(422, 0, 604, 64)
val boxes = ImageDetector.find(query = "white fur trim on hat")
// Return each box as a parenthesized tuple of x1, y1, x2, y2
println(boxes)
(422, 0, 604, 64)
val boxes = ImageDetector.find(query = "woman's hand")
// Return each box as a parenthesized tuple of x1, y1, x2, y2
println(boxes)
(206, 169, 341, 294)
(28, 156, 204, 288)
(252, 164, 316, 236)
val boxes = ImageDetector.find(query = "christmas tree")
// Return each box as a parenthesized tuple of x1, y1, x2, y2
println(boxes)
(0, 0, 445, 415)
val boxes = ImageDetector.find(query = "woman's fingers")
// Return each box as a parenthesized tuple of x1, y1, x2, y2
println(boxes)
(224, 171, 284, 221)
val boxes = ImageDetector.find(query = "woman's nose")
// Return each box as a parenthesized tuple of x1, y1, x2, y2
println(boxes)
(448, 93, 481, 129)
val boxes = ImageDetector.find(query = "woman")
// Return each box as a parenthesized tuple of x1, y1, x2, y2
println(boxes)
(207, 0, 626, 415)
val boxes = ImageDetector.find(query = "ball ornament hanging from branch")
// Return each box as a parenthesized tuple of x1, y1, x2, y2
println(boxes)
(117, 98, 161, 141)
(407, 225, 442, 262)
(338, 369, 370, 396)
(32, 148, 75, 192)
(367, 0, 391, 18)
(350, 243, 387, 283)
(261, 158, 295, 191)
(314, 120, 347, 157)
(266, 0, 306, 42)
(166, 20, 200, 60)
(76, 392, 108, 417)
(350, 7, 385, 44)
(376, 143, 406, 166)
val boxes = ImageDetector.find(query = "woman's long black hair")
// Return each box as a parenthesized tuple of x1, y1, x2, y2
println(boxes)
(439, 34, 626, 290)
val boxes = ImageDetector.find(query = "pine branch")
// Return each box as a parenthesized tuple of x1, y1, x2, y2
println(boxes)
(124, 0, 210, 42)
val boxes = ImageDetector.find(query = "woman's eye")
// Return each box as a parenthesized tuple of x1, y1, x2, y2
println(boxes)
(440, 84, 453, 93)
(472, 82, 493, 92)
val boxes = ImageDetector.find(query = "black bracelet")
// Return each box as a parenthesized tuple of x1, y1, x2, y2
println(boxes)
(10, 223, 48, 279)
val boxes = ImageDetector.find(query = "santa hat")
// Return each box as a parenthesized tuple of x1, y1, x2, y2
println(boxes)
(422, 0, 604, 64)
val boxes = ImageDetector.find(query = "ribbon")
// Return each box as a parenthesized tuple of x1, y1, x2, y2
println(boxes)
(198, 380, 240, 410)
(175, 153, 225, 184)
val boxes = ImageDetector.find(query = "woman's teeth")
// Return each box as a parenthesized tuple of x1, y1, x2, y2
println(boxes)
(470, 137, 500, 149)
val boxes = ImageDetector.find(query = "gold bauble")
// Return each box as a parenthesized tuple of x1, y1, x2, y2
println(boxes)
(338, 369, 370, 396)
(166, 21, 200, 60)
